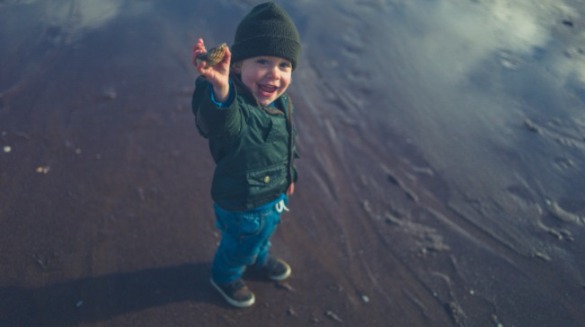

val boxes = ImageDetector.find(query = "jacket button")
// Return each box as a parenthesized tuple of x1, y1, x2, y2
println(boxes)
(263, 175, 270, 184)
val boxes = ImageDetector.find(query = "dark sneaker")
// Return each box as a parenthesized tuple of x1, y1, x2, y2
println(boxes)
(210, 278, 255, 308)
(257, 257, 291, 281)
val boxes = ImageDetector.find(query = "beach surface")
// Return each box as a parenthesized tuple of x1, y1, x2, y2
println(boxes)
(1, 1, 585, 326)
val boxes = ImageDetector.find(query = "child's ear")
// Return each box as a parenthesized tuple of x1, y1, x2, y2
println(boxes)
(231, 62, 242, 74)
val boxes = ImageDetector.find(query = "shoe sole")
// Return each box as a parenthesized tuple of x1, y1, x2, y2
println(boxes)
(269, 260, 292, 281)
(210, 278, 255, 308)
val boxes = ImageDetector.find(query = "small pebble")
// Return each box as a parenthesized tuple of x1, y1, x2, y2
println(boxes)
(361, 294, 370, 303)
(36, 166, 50, 174)
(102, 89, 117, 100)
(276, 281, 296, 292)
(534, 251, 551, 262)
(562, 20, 574, 27)
(325, 310, 343, 323)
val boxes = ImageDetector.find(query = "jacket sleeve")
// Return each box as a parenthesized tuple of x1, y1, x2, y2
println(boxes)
(191, 77, 242, 139)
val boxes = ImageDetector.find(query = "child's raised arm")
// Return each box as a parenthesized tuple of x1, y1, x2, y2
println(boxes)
(192, 38, 231, 103)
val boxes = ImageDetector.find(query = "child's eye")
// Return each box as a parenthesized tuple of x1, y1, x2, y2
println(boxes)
(256, 59, 269, 65)
(279, 62, 292, 69)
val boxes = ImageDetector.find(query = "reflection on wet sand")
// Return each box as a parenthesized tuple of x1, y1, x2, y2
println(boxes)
(1, 0, 584, 326)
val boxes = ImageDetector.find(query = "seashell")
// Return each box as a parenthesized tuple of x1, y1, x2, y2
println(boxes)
(196, 43, 228, 66)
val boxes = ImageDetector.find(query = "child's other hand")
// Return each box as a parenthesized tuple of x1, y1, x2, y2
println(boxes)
(286, 182, 295, 196)
(193, 38, 231, 101)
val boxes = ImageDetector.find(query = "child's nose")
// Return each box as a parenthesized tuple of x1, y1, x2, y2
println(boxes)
(267, 65, 280, 79)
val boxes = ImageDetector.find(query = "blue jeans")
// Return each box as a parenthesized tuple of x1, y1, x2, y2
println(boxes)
(211, 193, 288, 284)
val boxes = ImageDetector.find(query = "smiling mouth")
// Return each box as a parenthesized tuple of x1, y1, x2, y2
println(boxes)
(258, 84, 278, 95)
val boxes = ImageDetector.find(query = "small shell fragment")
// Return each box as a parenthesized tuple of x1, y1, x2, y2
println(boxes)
(196, 43, 228, 66)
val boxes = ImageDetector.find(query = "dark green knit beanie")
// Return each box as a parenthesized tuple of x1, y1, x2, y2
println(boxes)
(231, 2, 301, 70)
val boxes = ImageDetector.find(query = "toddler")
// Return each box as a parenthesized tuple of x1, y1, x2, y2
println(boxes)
(191, 2, 301, 308)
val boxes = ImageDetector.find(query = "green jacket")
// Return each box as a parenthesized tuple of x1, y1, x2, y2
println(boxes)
(191, 76, 298, 211)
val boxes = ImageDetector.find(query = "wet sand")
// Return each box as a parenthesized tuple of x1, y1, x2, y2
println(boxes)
(1, 1, 585, 326)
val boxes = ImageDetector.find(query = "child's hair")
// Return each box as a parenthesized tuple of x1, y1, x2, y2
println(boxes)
(230, 2, 301, 70)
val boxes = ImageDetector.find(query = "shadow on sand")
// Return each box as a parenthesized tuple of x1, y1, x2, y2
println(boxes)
(0, 263, 221, 326)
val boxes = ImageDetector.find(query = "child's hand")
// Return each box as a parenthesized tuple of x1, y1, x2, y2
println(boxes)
(192, 38, 231, 102)
(286, 182, 295, 196)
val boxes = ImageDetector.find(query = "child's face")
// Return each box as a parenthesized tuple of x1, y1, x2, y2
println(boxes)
(234, 56, 292, 106)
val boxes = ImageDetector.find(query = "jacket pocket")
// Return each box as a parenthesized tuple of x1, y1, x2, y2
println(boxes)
(246, 165, 286, 193)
